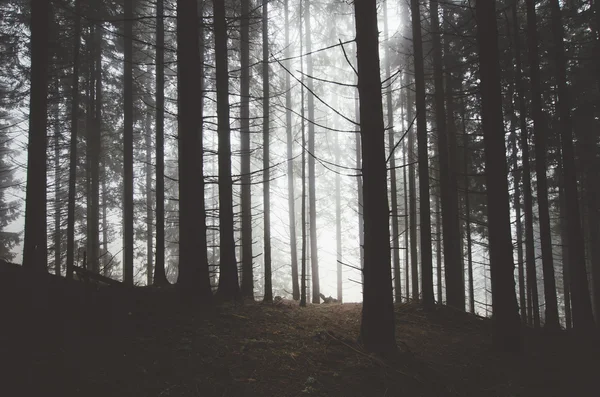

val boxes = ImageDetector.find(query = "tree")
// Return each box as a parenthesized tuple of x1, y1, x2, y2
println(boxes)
(549, 0, 595, 332)
(23, 0, 50, 273)
(354, 0, 396, 355)
(431, 0, 463, 310)
(305, 0, 320, 304)
(411, 0, 434, 308)
(66, 0, 81, 278)
(213, 0, 240, 301)
(153, 0, 168, 286)
(123, 0, 134, 285)
(176, 0, 212, 299)
(475, 0, 522, 352)
(284, 0, 299, 301)
(524, 0, 559, 330)
(383, 0, 401, 304)
(262, 0, 273, 303)
(240, 0, 254, 299)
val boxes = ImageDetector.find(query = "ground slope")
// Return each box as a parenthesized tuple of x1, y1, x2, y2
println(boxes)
(1, 264, 598, 396)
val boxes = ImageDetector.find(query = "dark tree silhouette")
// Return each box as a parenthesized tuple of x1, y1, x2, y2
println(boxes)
(475, 0, 522, 352)
(354, 0, 396, 355)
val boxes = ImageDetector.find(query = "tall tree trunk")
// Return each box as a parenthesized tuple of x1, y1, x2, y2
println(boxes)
(88, 24, 101, 274)
(407, 79, 418, 301)
(66, 0, 81, 279)
(240, 0, 254, 299)
(354, 0, 396, 355)
(436, 187, 442, 303)
(177, 0, 212, 299)
(154, 0, 168, 286)
(558, 162, 572, 329)
(53, 80, 61, 276)
(23, 0, 50, 272)
(262, 0, 273, 302)
(461, 100, 475, 314)
(402, 90, 410, 300)
(355, 76, 364, 285)
(430, 0, 462, 310)
(549, 0, 596, 331)
(305, 0, 320, 304)
(475, 0, 522, 352)
(508, 3, 526, 324)
(299, 0, 307, 308)
(511, 1, 539, 327)
(145, 112, 153, 286)
(524, 0, 560, 330)
(383, 0, 401, 304)
(335, 128, 342, 303)
(123, 0, 134, 285)
(284, 0, 299, 301)
(213, 0, 240, 300)
(101, 167, 108, 276)
(411, 0, 434, 308)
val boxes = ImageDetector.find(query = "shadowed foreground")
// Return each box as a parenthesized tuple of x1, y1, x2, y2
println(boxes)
(1, 262, 598, 397)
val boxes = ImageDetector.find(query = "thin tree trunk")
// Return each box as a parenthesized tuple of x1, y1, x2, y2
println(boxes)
(402, 89, 409, 301)
(154, 0, 168, 286)
(524, 0, 560, 330)
(461, 100, 475, 314)
(335, 128, 342, 303)
(431, 0, 462, 311)
(262, 0, 272, 302)
(411, 0, 434, 308)
(53, 79, 61, 276)
(549, 0, 596, 331)
(354, 0, 396, 355)
(305, 0, 320, 304)
(383, 0, 401, 304)
(299, 0, 307, 308)
(284, 0, 299, 301)
(407, 79, 418, 302)
(558, 162, 572, 329)
(123, 0, 134, 285)
(511, 1, 539, 327)
(475, 0, 522, 352)
(66, 0, 81, 279)
(145, 111, 153, 286)
(435, 190, 442, 303)
(240, 0, 254, 299)
(508, 3, 526, 323)
(213, 0, 240, 300)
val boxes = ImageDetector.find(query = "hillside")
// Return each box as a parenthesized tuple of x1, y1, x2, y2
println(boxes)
(1, 263, 598, 397)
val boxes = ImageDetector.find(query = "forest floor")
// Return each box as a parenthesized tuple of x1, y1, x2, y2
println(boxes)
(2, 262, 599, 397)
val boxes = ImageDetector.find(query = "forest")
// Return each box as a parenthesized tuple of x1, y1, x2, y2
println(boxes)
(1, 0, 600, 395)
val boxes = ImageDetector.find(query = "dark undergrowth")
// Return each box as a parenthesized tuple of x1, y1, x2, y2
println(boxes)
(1, 261, 598, 397)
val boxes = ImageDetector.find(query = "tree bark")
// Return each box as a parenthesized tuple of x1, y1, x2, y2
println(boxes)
(383, 0, 401, 304)
(524, 0, 560, 330)
(305, 0, 320, 304)
(154, 0, 168, 286)
(430, 0, 462, 310)
(262, 0, 273, 303)
(240, 0, 254, 299)
(475, 0, 522, 352)
(66, 0, 81, 279)
(411, 0, 434, 309)
(176, 0, 212, 299)
(284, 0, 299, 301)
(123, 0, 134, 285)
(354, 0, 396, 355)
(23, 0, 50, 273)
(213, 0, 240, 301)
(549, 0, 595, 331)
